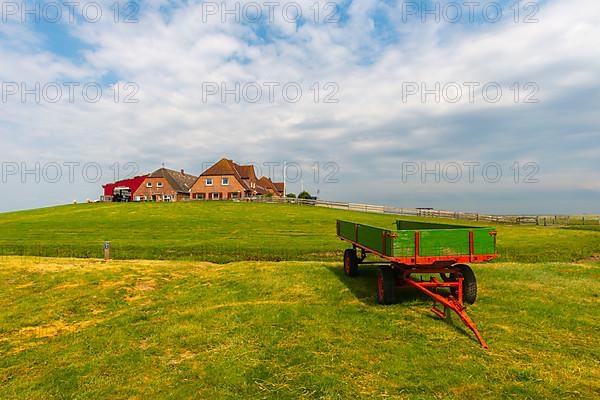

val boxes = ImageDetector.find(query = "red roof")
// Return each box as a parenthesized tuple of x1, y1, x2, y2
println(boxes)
(200, 159, 239, 176)
(257, 176, 279, 194)
(273, 182, 284, 194)
(102, 175, 148, 199)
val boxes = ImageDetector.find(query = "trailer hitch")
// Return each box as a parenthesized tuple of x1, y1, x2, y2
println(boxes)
(404, 278, 488, 348)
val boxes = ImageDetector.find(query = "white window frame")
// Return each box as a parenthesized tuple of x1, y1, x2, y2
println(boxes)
(212, 192, 220, 200)
(206, 178, 213, 186)
(222, 177, 229, 186)
(146, 182, 152, 188)
(157, 182, 163, 188)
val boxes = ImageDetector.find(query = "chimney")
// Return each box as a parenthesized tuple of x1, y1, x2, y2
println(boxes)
(181, 169, 185, 175)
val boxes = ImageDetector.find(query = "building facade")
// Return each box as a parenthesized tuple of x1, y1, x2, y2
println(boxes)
(133, 168, 197, 202)
(101, 160, 284, 202)
(189, 158, 284, 200)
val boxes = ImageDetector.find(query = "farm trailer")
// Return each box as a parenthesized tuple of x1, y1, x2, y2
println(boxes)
(336, 219, 497, 348)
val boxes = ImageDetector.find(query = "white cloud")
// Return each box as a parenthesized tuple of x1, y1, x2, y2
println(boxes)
(0, 0, 599, 212)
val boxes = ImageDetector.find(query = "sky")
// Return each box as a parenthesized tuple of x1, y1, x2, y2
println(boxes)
(0, 0, 599, 214)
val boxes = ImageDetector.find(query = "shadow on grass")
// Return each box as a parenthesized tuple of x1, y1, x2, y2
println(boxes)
(326, 263, 433, 306)
(327, 263, 479, 345)
(423, 312, 476, 345)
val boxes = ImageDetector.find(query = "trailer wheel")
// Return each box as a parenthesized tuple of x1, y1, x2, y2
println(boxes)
(454, 264, 478, 304)
(377, 266, 396, 305)
(343, 249, 359, 277)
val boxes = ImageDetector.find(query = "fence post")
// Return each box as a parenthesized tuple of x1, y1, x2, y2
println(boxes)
(104, 241, 111, 261)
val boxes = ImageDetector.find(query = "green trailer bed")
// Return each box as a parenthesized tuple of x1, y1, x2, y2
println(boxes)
(336, 219, 497, 265)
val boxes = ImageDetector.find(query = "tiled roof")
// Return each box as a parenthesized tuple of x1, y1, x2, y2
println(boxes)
(149, 168, 198, 193)
(258, 176, 278, 193)
(237, 165, 257, 180)
(200, 159, 238, 176)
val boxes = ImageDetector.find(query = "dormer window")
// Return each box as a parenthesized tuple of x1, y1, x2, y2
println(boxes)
(146, 182, 152, 188)
(157, 182, 163, 188)
(222, 177, 229, 185)
(206, 178, 213, 186)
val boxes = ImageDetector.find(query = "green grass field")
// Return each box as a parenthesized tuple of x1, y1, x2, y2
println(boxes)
(1, 202, 599, 263)
(1, 202, 599, 399)
(1, 257, 598, 399)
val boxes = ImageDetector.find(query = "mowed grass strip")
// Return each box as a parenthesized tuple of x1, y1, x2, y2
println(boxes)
(0, 202, 599, 263)
(1, 257, 598, 399)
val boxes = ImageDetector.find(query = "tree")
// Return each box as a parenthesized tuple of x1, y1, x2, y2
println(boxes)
(286, 193, 296, 198)
(298, 191, 312, 199)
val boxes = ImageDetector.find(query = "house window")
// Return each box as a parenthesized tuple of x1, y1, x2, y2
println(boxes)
(195, 193, 205, 199)
(157, 182, 163, 188)
(222, 177, 229, 185)
(231, 192, 239, 199)
(212, 192, 220, 200)
(164, 195, 171, 201)
(206, 178, 213, 186)
(146, 182, 152, 188)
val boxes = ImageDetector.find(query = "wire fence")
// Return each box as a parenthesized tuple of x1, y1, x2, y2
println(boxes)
(249, 197, 600, 226)
(1, 197, 596, 262)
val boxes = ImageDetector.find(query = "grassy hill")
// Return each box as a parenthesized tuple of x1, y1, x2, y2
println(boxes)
(1, 203, 599, 398)
(0, 202, 599, 263)
(1, 257, 598, 399)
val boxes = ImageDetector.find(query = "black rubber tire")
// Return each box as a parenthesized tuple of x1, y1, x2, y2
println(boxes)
(343, 249, 359, 277)
(454, 264, 477, 304)
(377, 266, 396, 305)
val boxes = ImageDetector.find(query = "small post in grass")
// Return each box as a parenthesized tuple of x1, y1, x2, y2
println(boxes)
(104, 241, 111, 262)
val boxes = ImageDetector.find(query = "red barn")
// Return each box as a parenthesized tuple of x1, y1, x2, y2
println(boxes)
(102, 175, 148, 202)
